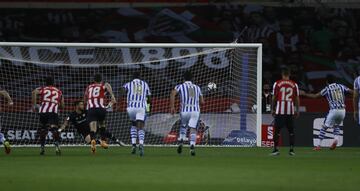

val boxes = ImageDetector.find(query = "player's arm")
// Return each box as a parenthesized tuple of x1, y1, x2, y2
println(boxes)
(170, 89, 178, 114)
(32, 88, 40, 111)
(0, 90, 13, 105)
(200, 95, 205, 105)
(59, 116, 70, 132)
(105, 82, 117, 107)
(303, 92, 322, 98)
(271, 83, 278, 116)
(146, 95, 152, 113)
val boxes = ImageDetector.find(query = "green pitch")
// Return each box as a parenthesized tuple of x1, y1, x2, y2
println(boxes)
(0, 147, 359, 191)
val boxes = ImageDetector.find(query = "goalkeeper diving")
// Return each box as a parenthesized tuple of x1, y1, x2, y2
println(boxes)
(59, 100, 118, 146)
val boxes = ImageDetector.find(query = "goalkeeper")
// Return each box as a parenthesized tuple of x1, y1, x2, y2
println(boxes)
(59, 100, 115, 146)
(0, 88, 13, 154)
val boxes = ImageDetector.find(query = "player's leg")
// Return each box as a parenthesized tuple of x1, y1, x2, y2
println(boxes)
(177, 124, 187, 154)
(188, 112, 200, 156)
(330, 109, 345, 150)
(98, 120, 109, 149)
(136, 120, 145, 157)
(38, 114, 49, 155)
(48, 113, 61, 155)
(87, 109, 98, 154)
(50, 125, 61, 155)
(286, 115, 295, 156)
(271, 115, 284, 155)
(315, 112, 334, 150)
(136, 108, 146, 157)
(127, 108, 137, 154)
(178, 112, 190, 154)
(130, 121, 137, 154)
(137, 121, 145, 156)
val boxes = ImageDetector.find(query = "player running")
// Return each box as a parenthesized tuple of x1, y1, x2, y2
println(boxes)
(123, 71, 151, 157)
(353, 75, 360, 125)
(0, 88, 13, 154)
(59, 100, 115, 145)
(84, 74, 116, 154)
(303, 75, 353, 150)
(32, 76, 64, 155)
(170, 71, 204, 156)
(271, 68, 300, 156)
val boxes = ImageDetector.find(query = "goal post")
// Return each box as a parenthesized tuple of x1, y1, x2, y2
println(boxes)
(0, 42, 262, 147)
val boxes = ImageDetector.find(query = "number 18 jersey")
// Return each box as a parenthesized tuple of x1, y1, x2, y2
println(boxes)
(85, 83, 106, 110)
(38, 86, 63, 113)
(272, 79, 299, 115)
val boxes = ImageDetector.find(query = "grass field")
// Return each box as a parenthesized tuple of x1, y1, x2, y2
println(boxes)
(0, 146, 359, 191)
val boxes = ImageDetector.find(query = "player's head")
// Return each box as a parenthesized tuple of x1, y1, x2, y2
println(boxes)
(183, 71, 193, 81)
(132, 71, 141, 80)
(74, 100, 84, 111)
(281, 67, 290, 79)
(45, 76, 55, 86)
(263, 83, 270, 94)
(326, 74, 336, 84)
(94, 74, 102, 83)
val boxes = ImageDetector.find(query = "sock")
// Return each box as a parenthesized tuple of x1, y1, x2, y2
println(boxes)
(99, 128, 106, 141)
(179, 126, 186, 141)
(51, 128, 60, 146)
(190, 132, 196, 146)
(333, 126, 340, 142)
(318, 126, 328, 146)
(130, 126, 137, 145)
(138, 129, 145, 145)
(90, 131, 96, 140)
(273, 128, 280, 151)
(0, 132, 5, 144)
(289, 133, 295, 151)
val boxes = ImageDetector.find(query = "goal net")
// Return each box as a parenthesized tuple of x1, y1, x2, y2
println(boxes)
(0, 43, 262, 147)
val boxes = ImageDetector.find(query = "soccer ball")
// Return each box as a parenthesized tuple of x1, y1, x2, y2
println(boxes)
(207, 82, 217, 91)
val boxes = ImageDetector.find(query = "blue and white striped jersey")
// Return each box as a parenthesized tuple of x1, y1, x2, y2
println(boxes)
(123, 79, 151, 109)
(320, 83, 350, 110)
(355, 76, 360, 105)
(175, 81, 202, 112)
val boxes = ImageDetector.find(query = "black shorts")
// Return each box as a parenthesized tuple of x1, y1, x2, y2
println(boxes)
(87, 108, 106, 123)
(39, 113, 59, 128)
(76, 125, 90, 138)
(274, 115, 294, 133)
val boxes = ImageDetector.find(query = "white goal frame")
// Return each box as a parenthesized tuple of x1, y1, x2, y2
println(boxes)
(0, 42, 262, 147)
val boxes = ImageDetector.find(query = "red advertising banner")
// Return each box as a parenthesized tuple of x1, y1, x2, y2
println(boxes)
(261, 124, 282, 147)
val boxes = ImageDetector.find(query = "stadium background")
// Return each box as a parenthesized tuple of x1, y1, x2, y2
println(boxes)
(0, 0, 359, 146)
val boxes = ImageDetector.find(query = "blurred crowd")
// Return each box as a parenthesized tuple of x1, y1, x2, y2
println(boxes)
(1, 4, 360, 91)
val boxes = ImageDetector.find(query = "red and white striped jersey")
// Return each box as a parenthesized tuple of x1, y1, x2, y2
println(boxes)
(272, 79, 299, 115)
(84, 83, 106, 109)
(38, 86, 63, 113)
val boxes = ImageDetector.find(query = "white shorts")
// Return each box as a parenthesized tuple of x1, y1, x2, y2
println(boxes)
(180, 112, 200, 129)
(127, 107, 146, 122)
(324, 109, 346, 128)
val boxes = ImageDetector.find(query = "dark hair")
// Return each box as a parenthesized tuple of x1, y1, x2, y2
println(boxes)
(132, 71, 141, 79)
(45, 76, 54, 86)
(94, 74, 102, 83)
(281, 67, 290, 76)
(74, 100, 83, 107)
(326, 74, 336, 84)
(183, 71, 193, 81)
